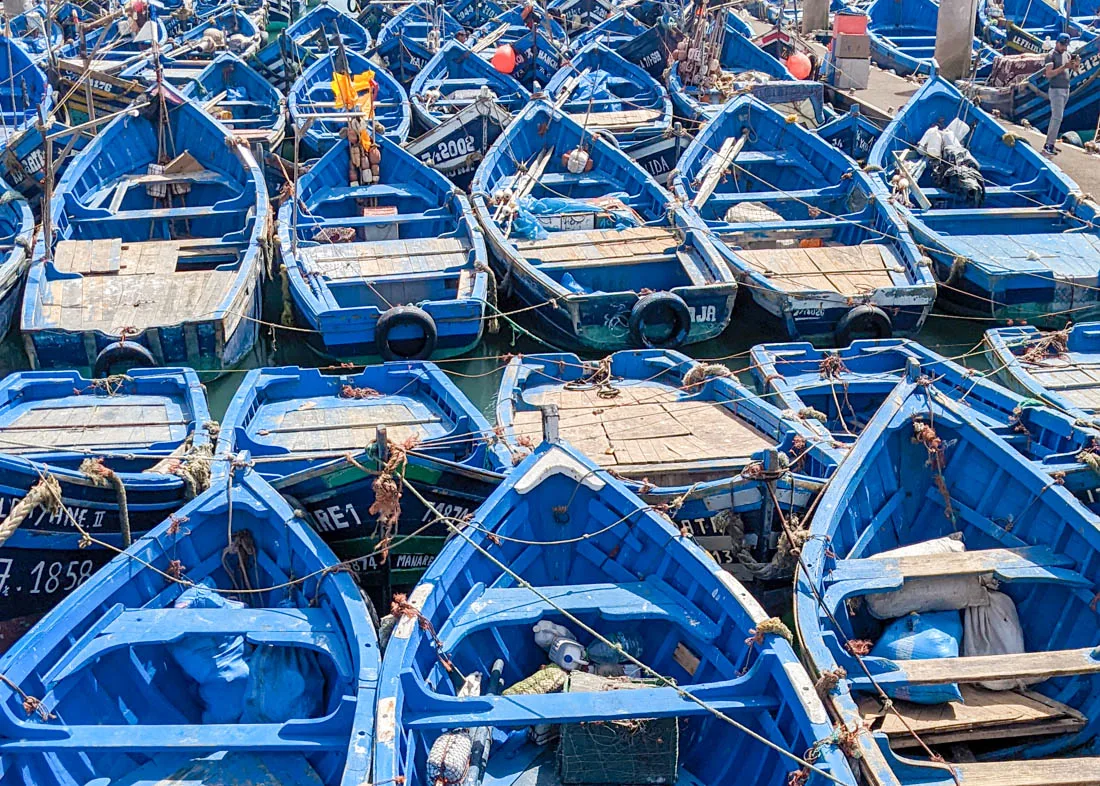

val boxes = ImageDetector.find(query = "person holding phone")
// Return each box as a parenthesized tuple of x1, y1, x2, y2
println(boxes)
(1043, 32, 1080, 156)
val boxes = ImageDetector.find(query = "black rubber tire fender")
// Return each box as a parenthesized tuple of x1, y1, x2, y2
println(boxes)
(628, 291, 692, 349)
(834, 304, 893, 346)
(93, 340, 156, 378)
(375, 305, 438, 361)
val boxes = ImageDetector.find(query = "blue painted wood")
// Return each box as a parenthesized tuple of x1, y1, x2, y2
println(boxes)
(795, 376, 1100, 786)
(375, 440, 857, 786)
(815, 105, 883, 164)
(0, 367, 212, 621)
(5, 6, 63, 63)
(279, 131, 488, 360)
(409, 39, 530, 133)
(289, 49, 411, 153)
(121, 9, 264, 87)
(216, 363, 511, 587)
(0, 35, 52, 144)
(470, 99, 739, 351)
(865, 0, 997, 76)
(673, 95, 934, 344)
(367, 34, 434, 90)
(749, 338, 1100, 497)
(868, 76, 1100, 326)
(545, 42, 672, 150)
(446, 0, 507, 28)
(0, 173, 34, 344)
(496, 349, 844, 578)
(549, 0, 615, 34)
(21, 83, 269, 372)
(985, 322, 1100, 422)
(977, 0, 1088, 52)
(0, 464, 378, 785)
(973, 36, 1100, 132)
(667, 21, 826, 124)
(376, 2, 463, 51)
(467, 5, 569, 88)
(572, 11, 648, 50)
(253, 3, 373, 85)
(179, 52, 288, 153)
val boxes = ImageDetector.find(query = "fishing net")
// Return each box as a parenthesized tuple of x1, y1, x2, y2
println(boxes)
(557, 672, 679, 785)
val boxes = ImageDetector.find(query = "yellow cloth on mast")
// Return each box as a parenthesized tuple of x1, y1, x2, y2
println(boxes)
(331, 70, 377, 117)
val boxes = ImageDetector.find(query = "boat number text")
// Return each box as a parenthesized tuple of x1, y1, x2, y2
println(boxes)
(420, 502, 472, 522)
(312, 503, 365, 532)
(434, 135, 476, 163)
(688, 305, 717, 323)
(0, 557, 95, 597)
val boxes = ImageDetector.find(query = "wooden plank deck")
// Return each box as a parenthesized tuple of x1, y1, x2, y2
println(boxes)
(734, 243, 902, 293)
(516, 226, 677, 265)
(44, 239, 238, 332)
(568, 108, 664, 128)
(0, 403, 175, 452)
(512, 383, 773, 478)
(255, 401, 442, 454)
(859, 685, 1086, 749)
(900, 647, 1100, 685)
(302, 238, 470, 279)
(1019, 357, 1100, 413)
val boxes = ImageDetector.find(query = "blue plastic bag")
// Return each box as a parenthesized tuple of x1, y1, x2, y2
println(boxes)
(241, 601, 325, 722)
(871, 611, 964, 705)
(169, 582, 250, 723)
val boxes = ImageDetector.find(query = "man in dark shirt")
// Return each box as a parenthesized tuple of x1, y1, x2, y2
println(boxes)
(1043, 33, 1079, 155)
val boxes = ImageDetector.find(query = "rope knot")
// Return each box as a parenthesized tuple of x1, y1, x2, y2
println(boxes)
(845, 639, 873, 656)
(745, 617, 793, 646)
(814, 667, 847, 698)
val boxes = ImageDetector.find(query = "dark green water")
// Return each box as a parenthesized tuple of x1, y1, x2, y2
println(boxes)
(0, 278, 991, 422)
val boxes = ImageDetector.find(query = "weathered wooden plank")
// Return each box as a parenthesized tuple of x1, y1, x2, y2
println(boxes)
(954, 757, 1100, 786)
(900, 647, 1100, 685)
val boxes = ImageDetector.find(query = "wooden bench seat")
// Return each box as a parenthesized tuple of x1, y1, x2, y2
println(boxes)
(567, 108, 664, 128)
(954, 757, 1100, 786)
(734, 243, 902, 294)
(881, 647, 1100, 686)
(831, 546, 1080, 583)
(303, 237, 471, 279)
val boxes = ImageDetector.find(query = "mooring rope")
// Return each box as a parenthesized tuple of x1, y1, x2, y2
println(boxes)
(0, 475, 62, 548)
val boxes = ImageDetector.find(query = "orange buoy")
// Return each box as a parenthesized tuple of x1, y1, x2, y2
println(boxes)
(786, 51, 812, 79)
(491, 44, 516, 74)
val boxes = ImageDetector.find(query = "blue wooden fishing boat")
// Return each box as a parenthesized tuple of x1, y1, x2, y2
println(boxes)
(0, 368, 214, 623)
(748, 339, 1100, 501)
(471, 100, 739, 352)
(795, 372, 1100, 786)
(409, 39, 529, 133)
(376, 1, 463, 53)
(815, 105, 883, 164)
(279, 132, 489, 361)
(673, 95, 935, 344)
(496, 350, 844, 594)
(252, 4, 372, 85)
(0, 174, 33, 343)
(966, 36, 1100, 133)
(0, 120, 88, 205)
(985, 322, 1100, 422)
(6, 5, 64, 63)
(866, 0, 997, 76)
(374, 439, 857, 786)
(179, 52, 288, 153)
(22, 83, 270, 374)
(572, 10, 648, 49)
(0, 34, 52, 150)
(468, 5, 569, 87)
(868, 76, 1100, 326)
(121, 9, 264, 87)
(216, 363, 511, 588)
(289, 49, 411, 153)
(367, 33, 435, 90)
(447, 0, 506, 28)
(1063, 0, 1100, 27)
(545, 41, 672, 152)
(549, 0, 615, 32)
(977, 0, 1086, 51)
(0, 463, 379, 784)
(667, 20, 825, 125)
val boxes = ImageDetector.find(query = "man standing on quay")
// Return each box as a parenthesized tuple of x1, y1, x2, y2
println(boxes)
(1043, 32, 1080, 156)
